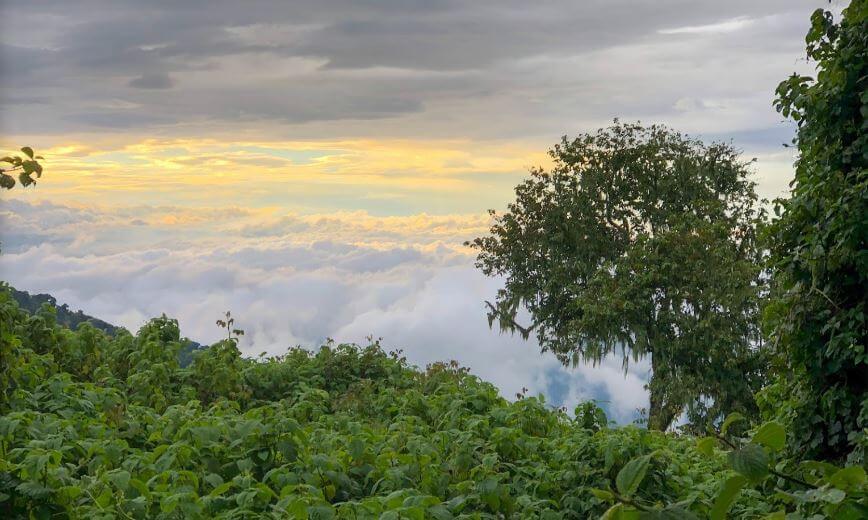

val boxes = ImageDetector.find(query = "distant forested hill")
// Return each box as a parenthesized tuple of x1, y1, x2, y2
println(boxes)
(8, 286, 204, 366)
(9, 287, 119, 335)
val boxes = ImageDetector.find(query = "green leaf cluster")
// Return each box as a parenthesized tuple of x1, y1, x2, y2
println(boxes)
(764, 0, 867, 462)
(0, 147, 44, 190)
(601, 414, 867, 518)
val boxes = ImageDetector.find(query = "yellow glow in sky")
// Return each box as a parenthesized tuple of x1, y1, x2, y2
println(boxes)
(1, 137, 551, 215)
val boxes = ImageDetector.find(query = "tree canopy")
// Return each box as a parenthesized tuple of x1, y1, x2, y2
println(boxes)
(468, 121, 768, 431)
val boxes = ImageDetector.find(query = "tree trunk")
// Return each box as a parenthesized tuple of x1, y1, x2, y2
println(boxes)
(646, 355, 679, 431)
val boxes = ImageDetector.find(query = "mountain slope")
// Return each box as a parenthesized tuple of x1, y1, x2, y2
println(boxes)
(7, 285, 203, 366)
(9, 287, 118, 335)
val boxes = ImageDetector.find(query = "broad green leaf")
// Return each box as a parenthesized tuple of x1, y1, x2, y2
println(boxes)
(616, 454, 652, 498)
(804, 486, 846, 504)
(95, 488, 113, 508)
(728, 443, 769, 482)
(710, 475, 747, 520)
(827, 466, 866, 491)
(650, 506, 700, 519)
(751, 422, 786, 451)
(349, 438, 365, 460)
(204, 473, 224, 488)
(57, 486, 82, 504)
(721, 413, 746, 436)
(161, 495, 179, 513)
(130, 478, 150, 499)
(696, 437, 717, 457)
(20, 146, 34, 158)
(308, 505, 336, 519)
(591, 488, 615, 501)
(16, 481, 51, 499)
(209, 482, 233, 497)
(601, 503, 641, 520)
(106, 469, 131, 490)
(428, 505, 453, 520)
(236, 458, 254, 473)
(799, 460, 838, 477)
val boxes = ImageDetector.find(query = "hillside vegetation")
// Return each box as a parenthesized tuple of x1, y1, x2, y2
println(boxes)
(1, 291, 866, 518)
(9, 288, 119, 336)
(8, 288, 204, 367)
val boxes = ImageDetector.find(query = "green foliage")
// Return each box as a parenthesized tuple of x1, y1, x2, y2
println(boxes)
(751, 422, 786, 452)
(615, 454, 651, 498)
(0, 3, 863, 518)
(0, 288, 696, 518)
(8, 286, 205, 368)
(215, 310, 245, 342)
(468, 121, 768, 432)
(601, 413, 867, 518)
(727, 444, 768, 483)
(0, 147, 44, 190)
(765, 0, 868, 462)
(2, 289, 864, 518)
(710, 475, 747, 520)
(9, 287, 119, 336)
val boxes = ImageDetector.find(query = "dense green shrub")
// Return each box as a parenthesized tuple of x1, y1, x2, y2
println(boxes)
(1, 289, 865, 518)
(765, 0, 867, 463)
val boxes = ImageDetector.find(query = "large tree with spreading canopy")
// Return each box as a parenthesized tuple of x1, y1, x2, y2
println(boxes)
(468, 121, 767, 431)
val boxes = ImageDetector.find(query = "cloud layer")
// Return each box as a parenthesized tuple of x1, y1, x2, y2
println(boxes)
(2, 0, 820, 147)
(1, 200, 648, 422)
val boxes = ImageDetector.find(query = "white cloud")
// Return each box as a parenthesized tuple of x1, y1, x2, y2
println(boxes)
(0, 200, 650, 422)
(659, 16, 755, 35)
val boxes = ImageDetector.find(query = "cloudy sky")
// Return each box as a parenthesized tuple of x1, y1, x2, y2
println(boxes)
(1, 0, 826, 421)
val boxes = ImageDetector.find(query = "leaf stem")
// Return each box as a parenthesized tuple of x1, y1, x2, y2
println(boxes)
(612, 491, 653, 512)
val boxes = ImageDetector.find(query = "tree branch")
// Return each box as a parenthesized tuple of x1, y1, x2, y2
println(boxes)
(485, 300, 536, 340)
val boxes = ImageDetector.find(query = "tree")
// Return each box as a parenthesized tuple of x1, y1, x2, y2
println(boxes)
(468, 121, 767, 431)
(0, 147, 44, 189)
(764, 1, 867, 462)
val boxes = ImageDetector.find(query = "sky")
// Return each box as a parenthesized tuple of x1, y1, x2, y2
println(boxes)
(0, 0, 828, 422)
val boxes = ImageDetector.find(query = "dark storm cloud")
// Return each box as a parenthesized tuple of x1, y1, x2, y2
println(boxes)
(0, 0, 823, 134)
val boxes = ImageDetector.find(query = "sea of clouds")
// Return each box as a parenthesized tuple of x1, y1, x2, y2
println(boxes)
(0, 199, 649, 422)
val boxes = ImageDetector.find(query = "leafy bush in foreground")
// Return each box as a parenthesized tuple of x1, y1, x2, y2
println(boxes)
(1, 289, 865, 518)
(765, 0, 868, 463)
